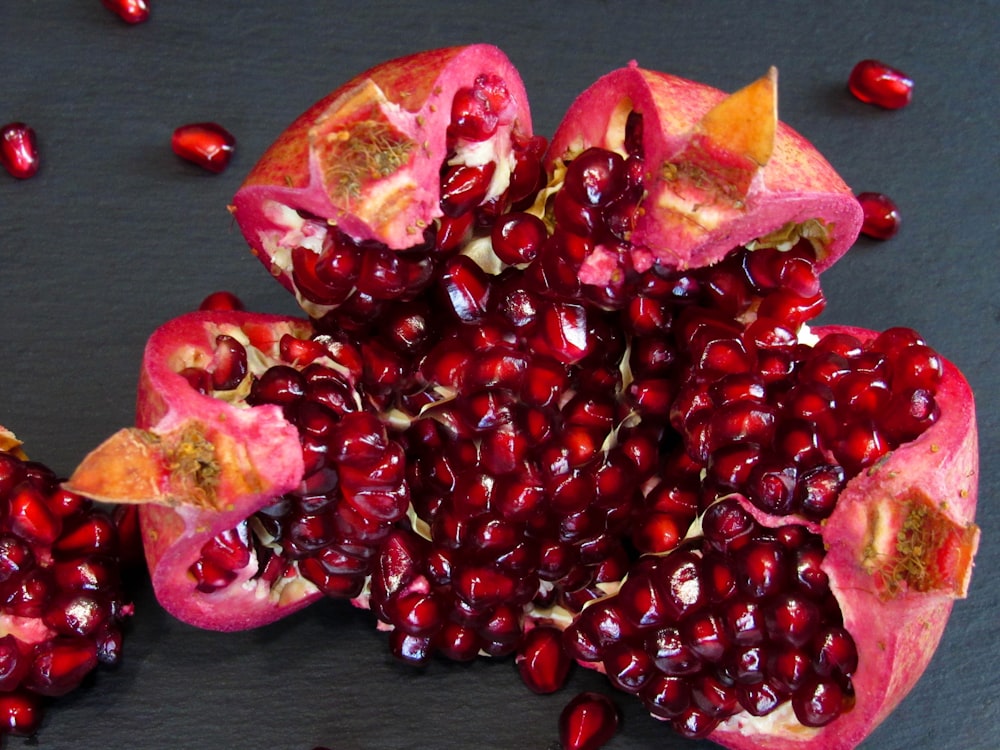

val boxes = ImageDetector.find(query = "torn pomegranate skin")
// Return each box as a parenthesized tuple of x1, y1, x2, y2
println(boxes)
(101, 0, 150, 25)
(172, 122, 236, 173)
(848, 60, 913, 109)
(856, 192, 901, 240)
(1, 123, 40, 180)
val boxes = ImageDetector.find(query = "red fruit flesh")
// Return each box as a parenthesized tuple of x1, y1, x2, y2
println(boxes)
(1, 123, 40, 180)
(172, 122, 236, 173)
(67, 311, 409, 630)
(0, 426, 129, 736)
(71, 47, 978, 750)
(848, 60, 913, 110)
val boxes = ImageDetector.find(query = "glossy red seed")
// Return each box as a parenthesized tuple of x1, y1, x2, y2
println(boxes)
(171, 122, 236, 173)
(0, 692, 41, 736)
(857, 191, 901, 240)
(516, 626, 572, 694)
(198, 290, 244, 311)
(101, 0, 150, 23)
(559, 692, 620, 750)
(1, 122, 40, 179)
(848, 59, 913, 109)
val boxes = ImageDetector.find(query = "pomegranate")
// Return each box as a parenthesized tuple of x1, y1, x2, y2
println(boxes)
(559, 691, 620, 750)
(0, 426, 130, 737)
(70, 47, 978, 750)
(67, 311, 410, 631)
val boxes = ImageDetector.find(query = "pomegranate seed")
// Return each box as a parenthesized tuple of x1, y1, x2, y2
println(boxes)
(101, 0, 150, 23)
(0, 692, 41, 736)
(792, 676, 849, 727)
(198, 290, 244, 311)
(516, 626, 571, 694)
(440, 161, 496, 218)
(848, 59, 913, 109)
(171, 122, 236, 173)
(1, 122, 40, 179)
(558, 692, 620, 750)
(857, 191, 901, 240)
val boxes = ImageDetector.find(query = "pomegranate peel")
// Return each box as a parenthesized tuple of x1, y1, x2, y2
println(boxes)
(545, 62, 863, 282)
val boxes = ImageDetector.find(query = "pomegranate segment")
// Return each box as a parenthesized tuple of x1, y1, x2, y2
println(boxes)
(848, 60, 914, 109)
(545, 65, 864, 281)
(230, 44, 537, 326)
(1, 122, 40, 180)
(67, 311, 410, 631)
(0, 427, 130, 736)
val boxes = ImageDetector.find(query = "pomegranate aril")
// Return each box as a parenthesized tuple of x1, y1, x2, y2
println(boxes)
(25, 638, 99, 696)
(848, 59, 913, 109)
(492, 211, 547, 265)
(199, 290, 244, 311)
(564, 148, 627, 207)
(516, 626, 572, 694)
(792, 676, 849, 727)
(101, 0, 150, 23)
(172, 122, 236, 173)
(558, 691, 620, 750)
(0, 692, 41, 736)
(857, 191, 901, 240)
(1, 122, 40, 179)
(440, 161, 496, 218)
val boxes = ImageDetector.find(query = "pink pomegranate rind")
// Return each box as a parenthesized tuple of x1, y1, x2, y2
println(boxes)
(66, 312, 313, 631)
(546, 63, 863, 281)
(230, 44, 533, 285)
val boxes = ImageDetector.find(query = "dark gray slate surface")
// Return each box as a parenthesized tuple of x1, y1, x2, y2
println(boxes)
(0, 2, 996, 748)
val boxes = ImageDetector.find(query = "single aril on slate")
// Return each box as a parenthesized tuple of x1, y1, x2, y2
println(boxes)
(856, 191, 901, 240)
(69, 46, 979, 750)
(172, 122, 236, 174)
(101, 0, 150, 24)
(848, 60, 913, 109)
(0, 426, 131, 738)
(1, 122, 40, 180)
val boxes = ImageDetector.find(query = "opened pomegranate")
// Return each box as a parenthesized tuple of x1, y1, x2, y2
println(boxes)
(67, 311, 410, 631)
(71, 46, 978, 750)
(0, 426, 130, 738)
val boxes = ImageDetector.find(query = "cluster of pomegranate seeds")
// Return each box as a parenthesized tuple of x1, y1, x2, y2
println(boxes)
(0, 446, 130, 736)
(1, 123, 40, 180)
(848, 59, 914, 110)
(558, 691, 620, 750)
(856, 191, 902, 240)
(175, 323, 411, 601)
(101, 0, 150, 24)
(171, 122, 236, 174)
(566, 497, 857, 737)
